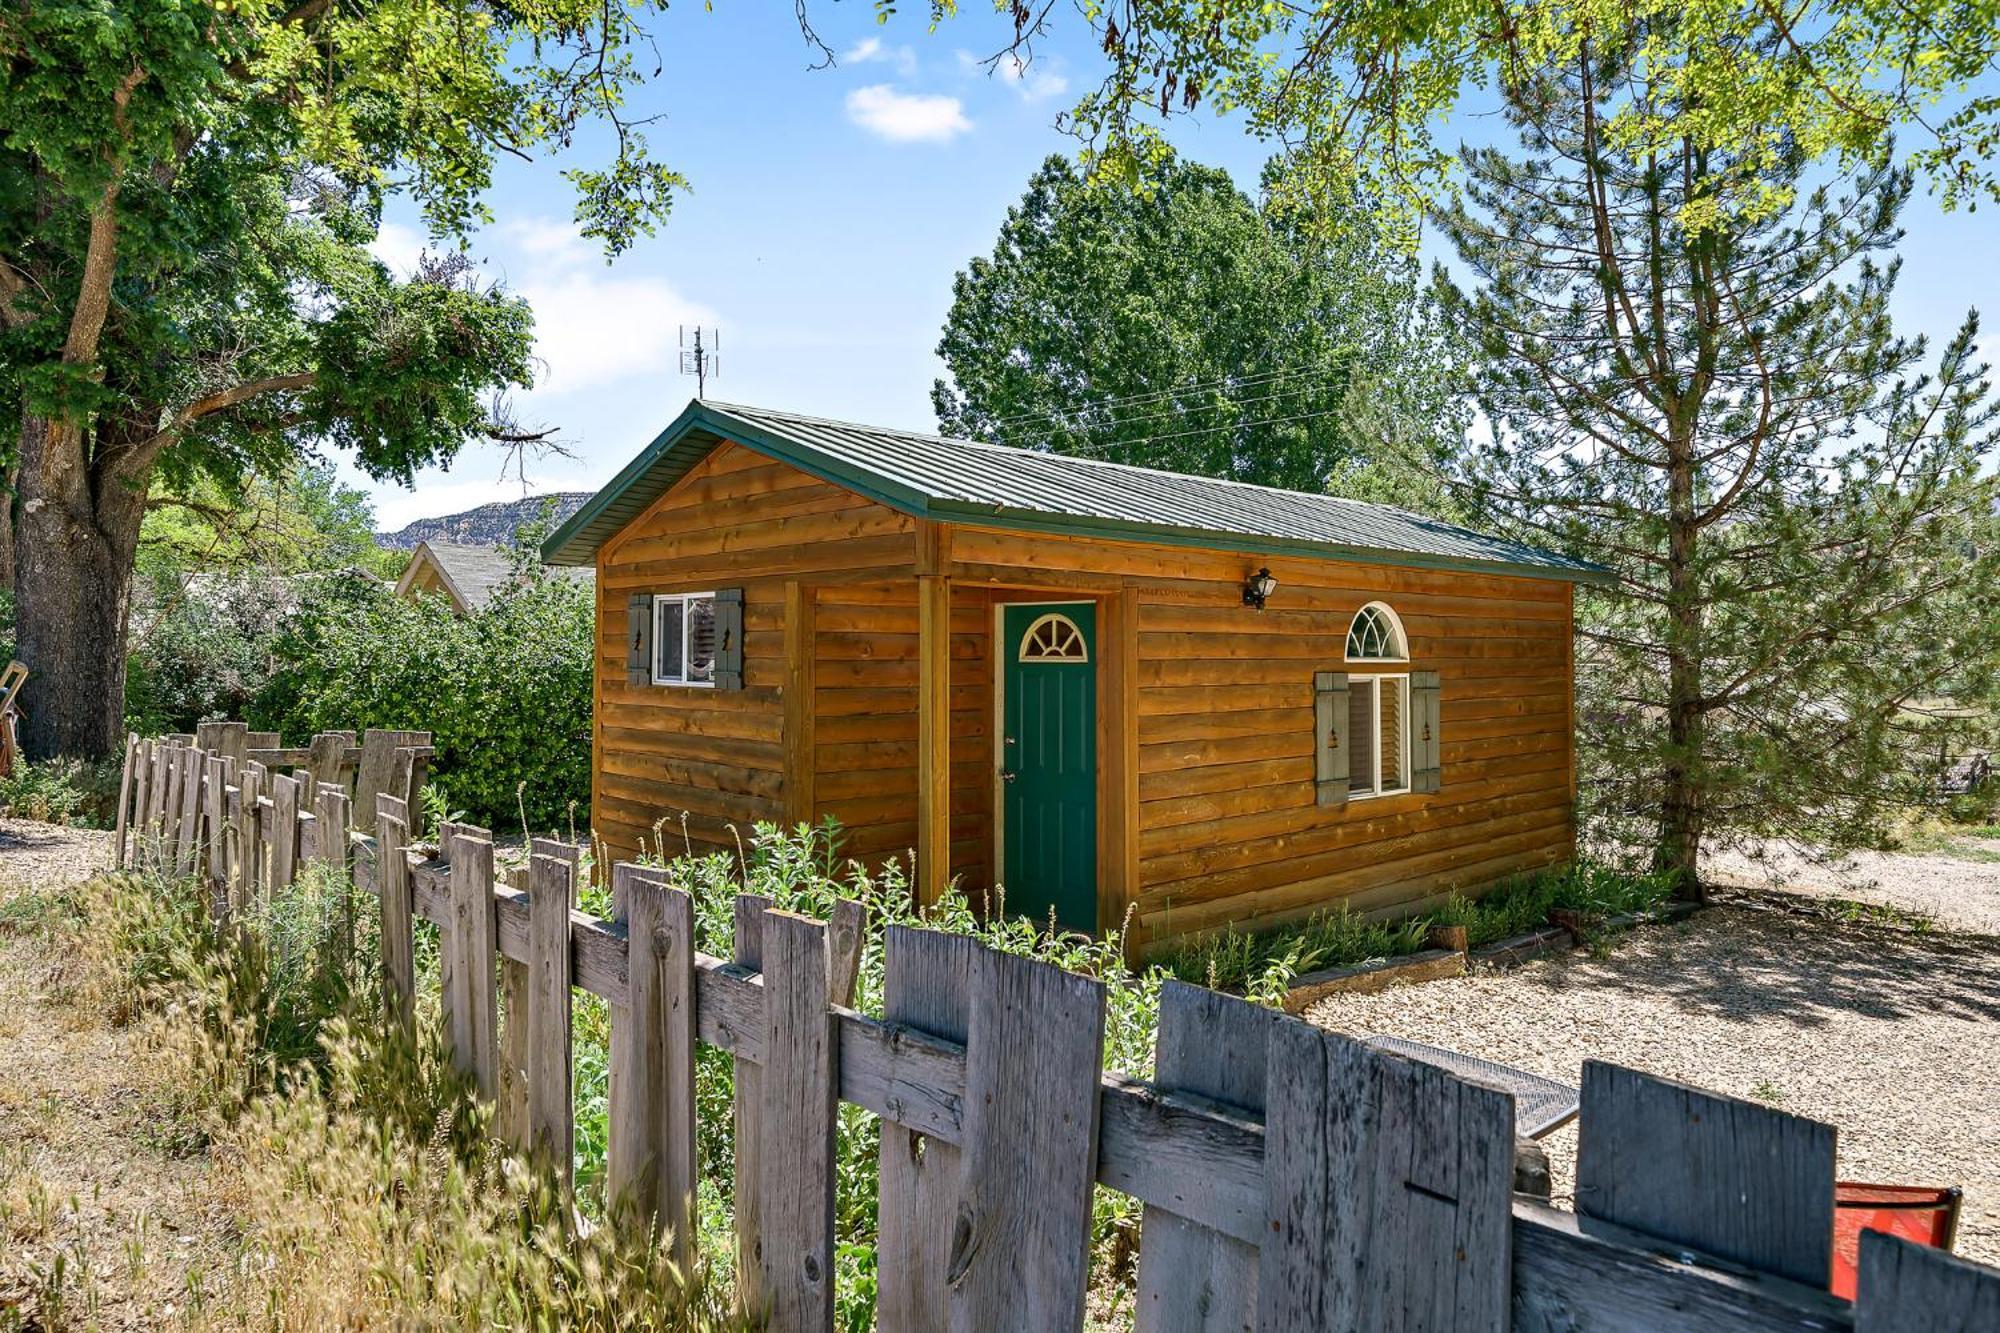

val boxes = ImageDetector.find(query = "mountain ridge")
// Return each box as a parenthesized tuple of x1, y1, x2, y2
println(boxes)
(376, 492, 592, 550)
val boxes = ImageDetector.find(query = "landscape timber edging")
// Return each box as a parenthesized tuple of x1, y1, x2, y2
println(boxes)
(1279, 946, 1467, 1013)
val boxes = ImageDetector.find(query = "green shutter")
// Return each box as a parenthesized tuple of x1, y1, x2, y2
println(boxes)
(1412, 669, 1441, 793)
(1314, 671, 1350, 808)
(714, 588, 745, 690)
(627, 592, 654, 686)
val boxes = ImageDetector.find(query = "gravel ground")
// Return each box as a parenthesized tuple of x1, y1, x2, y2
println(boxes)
(1706, 836, 2000, 935)
(1306, 900, 2000, 1267)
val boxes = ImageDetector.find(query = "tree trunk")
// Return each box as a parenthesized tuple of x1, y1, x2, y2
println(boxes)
(1654, 433, 1707, 901)
(14, 411, 148, 761)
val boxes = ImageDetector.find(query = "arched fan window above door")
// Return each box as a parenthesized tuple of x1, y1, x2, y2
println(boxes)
(1018, 613, 1089, 663)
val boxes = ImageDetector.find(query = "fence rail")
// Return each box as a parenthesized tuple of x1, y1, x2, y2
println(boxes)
(114, 729, 2000, 1332)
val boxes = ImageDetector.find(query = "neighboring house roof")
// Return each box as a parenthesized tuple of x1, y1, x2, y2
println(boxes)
(395, 540, 592, 613)
(542, 399, 1613, 584)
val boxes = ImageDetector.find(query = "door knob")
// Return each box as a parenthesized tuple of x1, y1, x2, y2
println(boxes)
(999, 769, 1018, 783)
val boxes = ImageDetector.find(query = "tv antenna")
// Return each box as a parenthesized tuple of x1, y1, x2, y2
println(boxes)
(680, 326, 720, 396)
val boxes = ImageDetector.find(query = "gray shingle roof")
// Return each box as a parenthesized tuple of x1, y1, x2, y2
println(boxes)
(397, 541, 593, 613)
(543, 399, 1610, 584)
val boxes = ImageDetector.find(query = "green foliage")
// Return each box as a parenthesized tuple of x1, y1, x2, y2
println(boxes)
(1156, 858, 1679, 996)
(1039, 0, 2000, 234)
(138, 463, 402, 583)
(1435, 47, 2000, 884)
(252, 569, 594, 831)
(934, 153, 1465, 502)
(0, 757, 120, 827)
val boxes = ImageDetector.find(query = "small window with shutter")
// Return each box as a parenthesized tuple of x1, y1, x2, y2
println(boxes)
(642, 588, 745, 689)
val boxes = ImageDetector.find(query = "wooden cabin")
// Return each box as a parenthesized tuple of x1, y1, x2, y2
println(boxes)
(543, 400, 1609, 949)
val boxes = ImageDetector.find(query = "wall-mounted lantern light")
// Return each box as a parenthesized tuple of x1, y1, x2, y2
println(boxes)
(1242, 567, 1278, 610)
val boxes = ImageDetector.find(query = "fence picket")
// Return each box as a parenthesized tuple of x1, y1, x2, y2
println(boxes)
(733, 892, 772, 1318)
(527, 850, 576, 1182)
(375, 796, 415, 1023)
(158, 744, 181, 859)
(949, 944, 1106, 1333)
(498, 866, 531, 1150)
(204, 757, 229, 888)
(1857, 1231, 2000, 1332)
(609, 863, 698, 1267)
(236, 762, 264, 902)
(177, 746, 205, 875)
(114, 734, 136, 869)
(268, 773, 300, 891)
(1260, 1026, 1513, 1333)
(1137, 981, 1288, 1333)
(353, 729, 430, 833)
(1576, 1061, 1836, 1289)
(876, 927, 978, 1333)
(444, 827, 500, 1100)
(757, 909, 837, 1333)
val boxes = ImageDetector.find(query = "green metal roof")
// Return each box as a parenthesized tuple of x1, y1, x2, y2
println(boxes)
(541, 399, 1613, 584)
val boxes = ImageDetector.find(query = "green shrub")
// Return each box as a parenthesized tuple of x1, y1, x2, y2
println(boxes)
(0, 756, 121, 827)
(252, 566, 593, 830)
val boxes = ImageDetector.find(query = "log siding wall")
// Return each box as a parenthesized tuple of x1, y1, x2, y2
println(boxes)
(594, 442, 1576, 944)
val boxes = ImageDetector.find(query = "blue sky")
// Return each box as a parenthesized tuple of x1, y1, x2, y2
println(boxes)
(352, 5, 2000, 530)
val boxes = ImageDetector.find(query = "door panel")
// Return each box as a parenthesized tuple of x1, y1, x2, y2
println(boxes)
(1000, 603, 1097, 932)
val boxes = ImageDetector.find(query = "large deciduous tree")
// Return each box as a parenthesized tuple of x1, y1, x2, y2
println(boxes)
(0, 1, 684, 759)
(932, 153, 1464, 495)
(1436, 34, 2000, 896)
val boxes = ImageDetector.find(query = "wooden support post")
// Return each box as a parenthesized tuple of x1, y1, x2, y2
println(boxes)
(444, 827, 500, 1100)
(948, 944, 1106, 1332)
(376, 795, 415, 1025)
(526, 850, 575, 1183)
(733, 893, 771, 1321)
(1576, 1061, 1836, 1289)
(114, 733, 136, 870)
(1259, 1027, 1514, 1332)
(915, 571, 951, 909)
(1135, 981, 1287, 1333)
(758, 909, 837, 1333)
(782, 580, 816, 829)
(1099, 588, 1140, 941)
(876, 927, 978, 1333)
(610, 862, 697, 1265)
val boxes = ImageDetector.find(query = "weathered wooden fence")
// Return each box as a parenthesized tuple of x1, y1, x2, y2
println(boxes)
(113, 730, 2000, 1332)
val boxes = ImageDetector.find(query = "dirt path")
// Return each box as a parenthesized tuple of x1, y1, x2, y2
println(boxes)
(1707, 836, 2000, 935)
(1307, 899, 2000, 1267)
(0, 819, 233, 1329)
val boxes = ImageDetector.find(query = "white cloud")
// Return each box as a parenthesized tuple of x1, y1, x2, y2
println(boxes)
(844, 36, 918, 78)
(956, 48, 1069, 102)
(845, 84, 972, 144)
(494, 216, 720, 398)
(369, 222, 427, 276)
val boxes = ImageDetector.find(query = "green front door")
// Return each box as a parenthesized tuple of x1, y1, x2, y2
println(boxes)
(1000, 602, 1097, 932)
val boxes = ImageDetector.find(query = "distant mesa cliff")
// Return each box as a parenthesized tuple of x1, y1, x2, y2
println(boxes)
(376, 493, 592, 550)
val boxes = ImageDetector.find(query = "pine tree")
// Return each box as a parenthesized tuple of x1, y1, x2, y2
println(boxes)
(1436, 39, 2000, 895)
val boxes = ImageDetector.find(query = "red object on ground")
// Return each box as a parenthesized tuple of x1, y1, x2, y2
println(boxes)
(1831, 1181, 1962, 1301)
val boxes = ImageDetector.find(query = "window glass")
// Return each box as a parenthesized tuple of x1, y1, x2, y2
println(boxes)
(1346, 604, 1407, 661)
(1349, 680, 1377, 795)
(686, 596, 717, 682)
(656, 599, 685, 681)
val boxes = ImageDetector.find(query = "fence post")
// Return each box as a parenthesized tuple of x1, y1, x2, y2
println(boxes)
(158, 745, 182, 866)
(204, 756, 229, 887)
(443, 825, 500, 1100)
(268, 773, 301, 891)
(498, 864, 532, 1149)
(1135, 981, 1287, 1333)
(149, 741, 171, 851)
(1575, 1061, 1836, 1289)
(875, 927, 978, 1333)
(376, 795, 415, 1025)
(526, 848, 576, 1184)
(756, 909, 837, 1333)
(609, 863, 697, 1267)
(733, 892, 772, 1319)
(235, 762, 264, 904)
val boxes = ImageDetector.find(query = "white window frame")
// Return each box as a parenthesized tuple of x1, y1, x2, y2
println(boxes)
(1347, 673, 1411, 800)
(651, 590, 718, 688)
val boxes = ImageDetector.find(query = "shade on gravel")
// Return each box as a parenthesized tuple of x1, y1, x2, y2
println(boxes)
(1305, 902, 2000, 1267)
